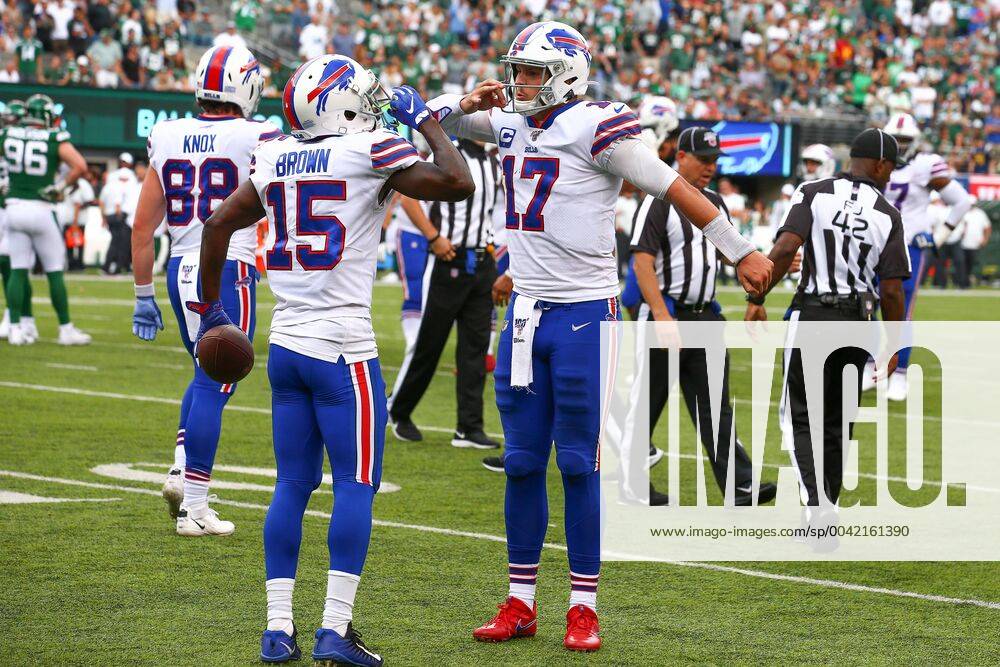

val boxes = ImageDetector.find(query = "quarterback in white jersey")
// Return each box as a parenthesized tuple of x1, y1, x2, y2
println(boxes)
(428, 20, 772, 653)
(188, 55, 473, 665)
(879, 112, 970, 400)
(129, 45, 276, 537)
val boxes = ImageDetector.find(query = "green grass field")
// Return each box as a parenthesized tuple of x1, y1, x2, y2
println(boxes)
(1, 275, 999, 665)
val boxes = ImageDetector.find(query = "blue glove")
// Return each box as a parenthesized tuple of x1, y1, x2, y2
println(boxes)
(388, 85, 431, 130)
(185, 299, 233, 357)
(132, 296, 164, 341)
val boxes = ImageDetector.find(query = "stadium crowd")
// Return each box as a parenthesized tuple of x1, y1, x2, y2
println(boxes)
(0, 0, 997, 168)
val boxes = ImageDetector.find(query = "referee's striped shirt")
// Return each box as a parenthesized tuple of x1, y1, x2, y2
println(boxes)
(429, 139, 498, 250)
(629, 187, 730, 306)
(779, 174, 910, 297)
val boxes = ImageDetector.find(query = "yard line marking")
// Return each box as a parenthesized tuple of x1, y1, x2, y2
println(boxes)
(1, 468, 997, 611)
(3, 381, 997, 493)
(44, 363, 99, 372)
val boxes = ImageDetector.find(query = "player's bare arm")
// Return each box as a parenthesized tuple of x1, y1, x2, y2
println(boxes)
(131, 167, 167, 288)
(57, 141, 87, 187)
(200, 181, 265, 303)
(385, 118, 474, 202)
(399, 194, 455, 261)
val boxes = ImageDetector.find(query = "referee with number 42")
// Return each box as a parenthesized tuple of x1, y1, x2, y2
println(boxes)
(745, 128, 910, 515)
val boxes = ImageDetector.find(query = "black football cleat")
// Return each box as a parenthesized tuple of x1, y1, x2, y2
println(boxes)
(482, 456, 504, 472)
(390, 417, 423, 442)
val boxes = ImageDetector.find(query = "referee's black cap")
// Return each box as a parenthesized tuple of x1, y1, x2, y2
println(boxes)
(678, 127, 727, 158)
(850, 128, 906, 167)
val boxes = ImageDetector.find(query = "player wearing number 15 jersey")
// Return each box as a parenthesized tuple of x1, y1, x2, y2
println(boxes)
(429, 21, 773, 652)
(129, 45, 278, 536)
(188, 55, 473, 665)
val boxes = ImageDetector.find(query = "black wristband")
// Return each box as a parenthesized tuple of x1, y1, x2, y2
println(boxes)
(746, 293, 766, 306)
(428, 233, 440, 244)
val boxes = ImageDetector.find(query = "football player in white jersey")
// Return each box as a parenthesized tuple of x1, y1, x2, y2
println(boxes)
(428, 21, 772, 652)
(799, 143, 836, 183)
(877, 112, 971, 399)
(129, 45, 279, 535)
(187, 55, 473, 665)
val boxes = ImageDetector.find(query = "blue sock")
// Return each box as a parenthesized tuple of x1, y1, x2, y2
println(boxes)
(563, 470, 601, 609)
(264, 479, 314, 580)
(505, 469, 548, 567)
(328, 481, 376, 575)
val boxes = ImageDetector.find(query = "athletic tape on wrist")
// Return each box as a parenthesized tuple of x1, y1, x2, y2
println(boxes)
(702, 214, 756, 263)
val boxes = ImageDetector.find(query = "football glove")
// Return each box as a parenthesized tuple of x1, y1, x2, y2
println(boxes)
(388, 85, 431, 130)
(185, 299, 233, 358)
(39, 184, 65, 203)
(932, 222, 956, 249)
(132, 296, 164, 341)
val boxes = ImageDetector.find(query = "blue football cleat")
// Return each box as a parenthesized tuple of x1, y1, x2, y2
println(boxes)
(312, 624, 383, 666)
(260, 627, 301, 663)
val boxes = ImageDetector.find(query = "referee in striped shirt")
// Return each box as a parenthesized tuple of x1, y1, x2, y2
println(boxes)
(629, 127, 777, 505)
(389, 139, 500, 448)
(745, 128, 909, 525)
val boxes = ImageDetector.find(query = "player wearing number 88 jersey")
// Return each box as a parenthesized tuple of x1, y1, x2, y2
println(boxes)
(129, 44, 277, 536)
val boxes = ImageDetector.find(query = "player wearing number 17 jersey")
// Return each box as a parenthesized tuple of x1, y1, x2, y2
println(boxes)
(130, 45, 278, 536)
(188, 55, 473, 665)
(429, 21, 773, 652)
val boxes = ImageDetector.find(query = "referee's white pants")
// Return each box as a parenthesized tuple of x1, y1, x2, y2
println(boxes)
(5, 199, 62, 272)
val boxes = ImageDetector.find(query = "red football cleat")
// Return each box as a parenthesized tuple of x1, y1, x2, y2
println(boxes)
(564, 605, 601, 652)
(484, 354, 496, 373)
(473, 597, 537, 643)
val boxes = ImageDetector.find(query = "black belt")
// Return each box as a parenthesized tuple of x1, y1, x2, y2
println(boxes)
(674, 302, 710, 313)
(797, 293, 877, 320)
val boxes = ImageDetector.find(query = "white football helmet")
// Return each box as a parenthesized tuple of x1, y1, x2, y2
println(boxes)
(500, 21, 591, 114)
(884, 112, 921, 162)
(282, 55, 391, 140)
(800, 143, 836, 181)
(195, 45, 264, 118)
(637, 96, 679, 150)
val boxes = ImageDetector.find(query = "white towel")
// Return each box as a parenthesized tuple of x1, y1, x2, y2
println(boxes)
(175, 251, 202, 344)
(510, 295, 540, 388)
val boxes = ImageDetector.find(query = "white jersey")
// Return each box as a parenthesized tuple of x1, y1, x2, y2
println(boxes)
(884, 152, 953, 244)
(436, 99, 639, 302)
(147, 115, 280, 265)
(250, 129, 420, 363)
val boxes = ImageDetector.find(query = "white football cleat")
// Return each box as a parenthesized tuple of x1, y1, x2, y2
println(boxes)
(7, 323, 33, 346)
(58, 323, 92, 346)
(861, 362, 877, 392)
(176, 501, 235, 537)
(162, 467, 184, 519)
(0, 309, 10, 339)
(887, 372, 908, 402)
(20, 317, 39, 343)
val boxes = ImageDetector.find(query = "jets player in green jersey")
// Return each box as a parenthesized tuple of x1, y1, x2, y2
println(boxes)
(0, 99, 37, 341)
(2, 93, 91, 345)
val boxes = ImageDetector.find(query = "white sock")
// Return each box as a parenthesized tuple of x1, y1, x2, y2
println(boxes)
(174, 430, 186, 469)
(22, 316, 35, 327)
(266, 578, 295, 634)
(401, 316, 420, 351)
(569, 571, 598, 611)
(508, 563, 538, 608)
(1, 309, 9, 322)
(183, 467, 210, 511)
(58, 322, 76, 335)
(322, 570, 360, 636)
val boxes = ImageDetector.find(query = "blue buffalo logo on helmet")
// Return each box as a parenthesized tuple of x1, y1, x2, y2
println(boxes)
(306, 58, 357, 113)
(547, 28, 591, 63)
(240, 58, 260, 85)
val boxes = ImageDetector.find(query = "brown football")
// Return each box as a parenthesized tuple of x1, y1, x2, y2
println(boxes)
(198, 324, 254, 384)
